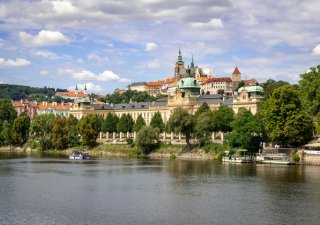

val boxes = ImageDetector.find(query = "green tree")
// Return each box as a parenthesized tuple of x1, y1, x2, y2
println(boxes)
(66, 115, 80, 147)
(227, 109, 262, 152)
(12, 113, 30, 145)
(135, 126, 160, 155)
(0, 99, 17, 127)
(117, 114, 134, 133)
(299, 65, 320, 116)
(78, 114, 101, 147)
(167, 107, 195, 150)
(51, 117, 69, 149)
(1, 120, 12, 147)
(30, 114, 56, 137)
(259, 84, 313, 146)
(194, 102, 211, 119)
(211, 106, 234, 133)
(261, 79, 289, 100)
(102, 113, 116, 132)
(150, 111, 164, 132)
(126, 114, 134, 132)
(133, 114, 146, 132)
(195, 111, 213, 146)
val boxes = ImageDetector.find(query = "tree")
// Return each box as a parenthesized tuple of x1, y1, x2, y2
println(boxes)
(117, 114, 133, 133)
(133, 114, 146, 132)
(30, 114, 55, 137)
(12, 113, 30, 145)
(194, 102, 211, 119)
(194, 111, 213, 146)
(167, 107, 195, 150)
(261, 79, 289, 100)
(136, 126, 160, 155)
(0, 99, 17, 127)
(51, 117, 69, 149)
(217, 89, 224, 95)
(299, 65, 320, 116)
(1, 120, 12, 147)
(227, 109, 262, 152)
(211, 106, 234, 133)
(150, 111, 164, 132)
(78, 114, 101, 147)
(66, 115, 80, 147)
(259, 84, 313, 146)
(126, 114, 134, 132)
(102, 113, 116, 132)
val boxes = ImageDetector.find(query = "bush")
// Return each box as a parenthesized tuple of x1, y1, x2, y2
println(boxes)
(135, 126, 160, 155)
(127, 147, 142, 157)
(291, 150, 300, 162)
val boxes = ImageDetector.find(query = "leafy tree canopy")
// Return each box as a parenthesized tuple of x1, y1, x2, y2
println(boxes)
(227, 109, 262, 152)
(150, 111, 164, 132)
(194, 102, 211, 119)
(78, 114, 101, 147)
(211, 106, 234, 133)
(12, 114, 30, 145)
(133, 114, 146, 132)
(167, 107, 195, 150)
(259, 84, 313, 146)
(136, 126, 160, 155)
(299, 65, 320, 116)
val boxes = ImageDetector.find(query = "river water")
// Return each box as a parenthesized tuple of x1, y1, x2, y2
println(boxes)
(0, 153, 320, 225)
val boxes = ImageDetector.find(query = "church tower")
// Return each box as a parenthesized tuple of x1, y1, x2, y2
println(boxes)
(174, 49, 186, 78)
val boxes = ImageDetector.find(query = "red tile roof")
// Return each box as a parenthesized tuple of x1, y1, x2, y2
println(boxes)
(232, 66, 241, 75)
(198, 77, 232, 84)
(37, 102, 73, 111)
(55, 91, 88, 97)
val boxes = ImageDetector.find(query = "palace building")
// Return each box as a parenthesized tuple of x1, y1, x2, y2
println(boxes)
(69, 50, 264, 122)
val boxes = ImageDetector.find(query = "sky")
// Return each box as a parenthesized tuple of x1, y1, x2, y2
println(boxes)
(0, 0, 320, 94)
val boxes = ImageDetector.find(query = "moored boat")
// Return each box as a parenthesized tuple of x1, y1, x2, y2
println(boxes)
(69, 151, 90, 160)
(222, 149, 253, 163)
(255, 153, 295, 165)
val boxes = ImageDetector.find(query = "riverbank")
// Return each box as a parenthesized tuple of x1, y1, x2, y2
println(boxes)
(0, 143, 225, 160)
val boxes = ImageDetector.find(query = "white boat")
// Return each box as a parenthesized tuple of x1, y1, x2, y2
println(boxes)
(222, 150, 253, 163)
(255, 153, 295, 165)
(69, 151, 90, 160)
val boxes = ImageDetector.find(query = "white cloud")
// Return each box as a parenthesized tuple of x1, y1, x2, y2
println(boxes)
(0, 80, 4, 84)
(145, 42, 158, 52)
(119, 78, 131, 83)
(33, 50, 58, 59)
(59, 68, 130, 82)
(19, 30, 69, 46)
(0, 58, 31, 68)
(40, 70, 49, 75)
(312, 44, 320, 55)
(190, 18, 224, 29)
(87, 53, 110, 63)
(68, 82, 102, 93)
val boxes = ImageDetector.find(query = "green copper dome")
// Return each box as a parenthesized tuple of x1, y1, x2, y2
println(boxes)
(178, 77, 201, 89)
(238, 86, 264, 93)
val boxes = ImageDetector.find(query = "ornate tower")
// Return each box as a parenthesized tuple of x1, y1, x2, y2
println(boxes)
(174, 49, 186, 78)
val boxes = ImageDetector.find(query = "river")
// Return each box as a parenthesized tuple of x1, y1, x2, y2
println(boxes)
(0, 152, 320, 225)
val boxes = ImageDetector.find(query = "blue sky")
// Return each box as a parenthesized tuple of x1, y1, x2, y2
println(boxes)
(0, 0, 320, 94)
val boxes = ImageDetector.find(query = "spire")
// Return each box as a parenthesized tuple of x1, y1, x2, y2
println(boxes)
(176, 48, 184, 65)
(190, 54, 194, 68)
(232, 66, 241, 75)
(75, 84, 78, 91)
(84, 84, 87, 91)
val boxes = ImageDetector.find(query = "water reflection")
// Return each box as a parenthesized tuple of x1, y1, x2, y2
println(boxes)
(1, 154, 320, 225)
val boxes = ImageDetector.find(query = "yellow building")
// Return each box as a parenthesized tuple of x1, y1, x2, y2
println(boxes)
(69, 75, 263, 122)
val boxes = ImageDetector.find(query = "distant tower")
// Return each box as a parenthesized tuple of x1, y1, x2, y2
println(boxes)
(174, 49, 186, 78)
(190, 55, 195, 68)
(75, 84, 78, 94)
(207, 67, 213, 77)
(232, 66, 242, 91)
(84, 84, 87, 94)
